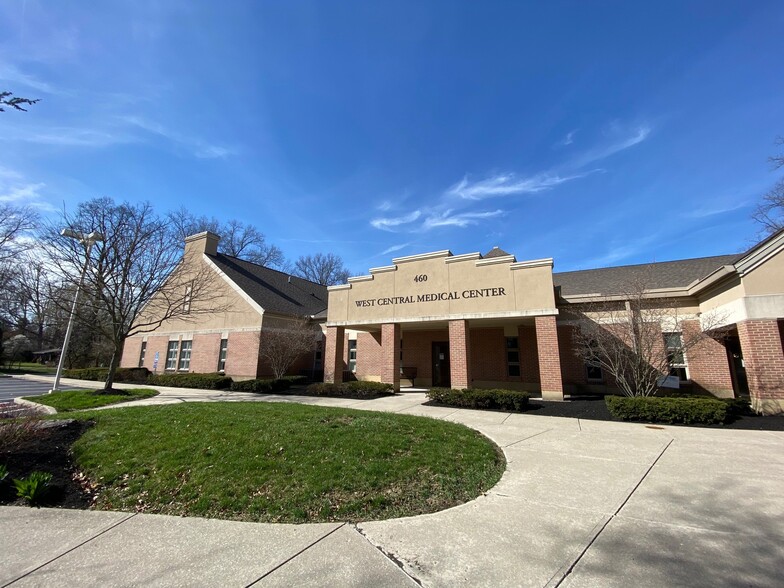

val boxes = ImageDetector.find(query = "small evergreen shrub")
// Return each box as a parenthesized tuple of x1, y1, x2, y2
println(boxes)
(306, 381, 394, 398)
(230, 378, 291, 393)
(63, 367, 150, 383)
(147, 373, 233, 390)
(427, 388, 531, 411)
(14, 471, 53, 506)
(605, 395, 729, 424)
(280, 375, 309, 386)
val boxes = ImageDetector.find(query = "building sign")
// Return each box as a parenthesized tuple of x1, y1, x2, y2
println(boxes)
(354, 287, 507, 308)
(153, 351, 159, 371)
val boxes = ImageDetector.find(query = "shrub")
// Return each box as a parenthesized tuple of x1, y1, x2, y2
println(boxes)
(605, 395, 729, 425)
(63, 367, 150, 383)
(230, 378, 291, 393)
(0, 463, 7, 482)
(280, 375, 309, 386)
(13, 471, 53, 506)
(306, 381, 394, 399)
(427, 388, 531, 411)
(147, 373, 233, 390)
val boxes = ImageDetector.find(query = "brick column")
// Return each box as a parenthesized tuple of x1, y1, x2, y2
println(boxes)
(380, 323, 401, 391)
(324, 326, 345, 384)
(535, 315, 564, 401)
(737, 319, 784, 415)
(681, 320, 734, 398)
(449, 319, 472, 389)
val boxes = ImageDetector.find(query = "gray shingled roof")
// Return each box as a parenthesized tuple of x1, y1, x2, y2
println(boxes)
(209, 253, 328, 316)
(483, 246, 512, 259)
(553, 254, 739, 297)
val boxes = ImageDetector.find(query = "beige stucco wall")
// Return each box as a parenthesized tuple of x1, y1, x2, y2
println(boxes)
(135, 252, 263, 335)
(328, 252, 557, 326)
(741, 246, 784, 295)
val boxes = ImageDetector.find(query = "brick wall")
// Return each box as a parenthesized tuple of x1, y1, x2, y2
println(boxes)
(144, 335, 170, 374)
(120, 337, 142, 369)
(380, 323, 401, 390)
(737, 319, 784, 414)
(191, 333, 222, 374)
(519, 326, 541, 385)
(449, 319, 471, 389)
(400, 329, 447, 386)
(356, 331, 382, 380)
(470, 328, 508, 382)
(681, 320, 734, 398)
(535, 315, 564, 400)
(557, 325, 584, 386)
(224, 331, 261, 379)
(324, 326, 345, 383)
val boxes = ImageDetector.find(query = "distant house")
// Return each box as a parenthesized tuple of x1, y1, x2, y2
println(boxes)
(120, 232, 328, 380)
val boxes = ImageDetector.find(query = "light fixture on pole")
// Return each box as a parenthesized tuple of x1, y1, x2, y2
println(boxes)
(50, 229, 104, 393)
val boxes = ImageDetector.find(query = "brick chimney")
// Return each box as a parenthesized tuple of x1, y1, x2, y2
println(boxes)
(184, 231, 220, 257)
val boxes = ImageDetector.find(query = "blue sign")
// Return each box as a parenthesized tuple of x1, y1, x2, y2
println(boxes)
(153, 351, 159, 371)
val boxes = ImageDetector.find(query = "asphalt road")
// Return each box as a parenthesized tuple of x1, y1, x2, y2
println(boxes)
(0, 377, 86, 402)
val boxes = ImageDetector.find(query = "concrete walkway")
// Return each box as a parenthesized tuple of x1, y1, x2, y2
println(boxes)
(2, 375, 783, 587)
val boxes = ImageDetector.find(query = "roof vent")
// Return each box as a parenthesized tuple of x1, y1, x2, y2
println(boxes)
(287, 275, 291, 283)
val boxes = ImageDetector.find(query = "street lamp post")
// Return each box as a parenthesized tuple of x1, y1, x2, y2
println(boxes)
(50, 229, 104, 394)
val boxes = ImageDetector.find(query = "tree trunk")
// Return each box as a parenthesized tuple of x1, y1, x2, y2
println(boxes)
(104, 344, 122, 390)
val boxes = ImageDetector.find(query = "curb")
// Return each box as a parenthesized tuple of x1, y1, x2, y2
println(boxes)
(13, 396, 58, 415)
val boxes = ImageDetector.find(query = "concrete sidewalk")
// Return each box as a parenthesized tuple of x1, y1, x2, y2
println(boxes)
(2, 375, 783, 587)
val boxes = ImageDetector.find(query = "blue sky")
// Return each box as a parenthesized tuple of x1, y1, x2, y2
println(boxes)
(1, 1, 782, 276)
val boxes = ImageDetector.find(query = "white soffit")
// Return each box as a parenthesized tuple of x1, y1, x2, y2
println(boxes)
(476, 255, 516, 267)
(510, 258, 554, 270)
(444, 252, 482, 264)
(393, 250, 452, 264)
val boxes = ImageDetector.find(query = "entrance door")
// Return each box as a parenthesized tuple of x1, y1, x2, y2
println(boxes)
(432, 341, 450, 388)
(726, 335, 749, 397)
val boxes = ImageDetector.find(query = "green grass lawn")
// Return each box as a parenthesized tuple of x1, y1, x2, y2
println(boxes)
(1, 362, 56, 376)
(68, 402, 505, 523)
(25, 389, 159, 412)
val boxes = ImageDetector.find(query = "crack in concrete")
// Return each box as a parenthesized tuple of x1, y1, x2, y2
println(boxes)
(3, 512, 138, 587)
(350, 523, 424, 587)
(545, 438, 675, 588)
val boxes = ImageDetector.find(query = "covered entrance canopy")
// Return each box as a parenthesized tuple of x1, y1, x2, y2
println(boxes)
(325, 248, 566, 400)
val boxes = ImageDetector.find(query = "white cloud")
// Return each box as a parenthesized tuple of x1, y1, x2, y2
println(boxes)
(423, 209, 504, 229)
(556, 129, 577, 147)
(448, 170, 597, 200)
(0, 176, 55, 212)
(14, 127, 134, 148)
(0, 63, 55, 94)
(122, 115, 232, 159)
(380, 243, 410, 255)
(573, 124, 651, 167)
(683, 200, 750, 219)
(370, 210, 421, 231)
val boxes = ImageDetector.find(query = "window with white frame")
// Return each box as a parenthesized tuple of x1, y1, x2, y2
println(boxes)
(183, 283, 193, 313)
(138, 341, 147, 368)
(348, 339, 357, 372)
(663, 332, 688, 381)
(217, 338, 228, 372)
(165, 341, 179, 370)
(178, 340, 192, 371)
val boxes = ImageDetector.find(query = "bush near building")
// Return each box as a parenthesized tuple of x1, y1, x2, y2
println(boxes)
(63, 367, 150, 383)
(427, 388, 531, 411)
(307, 381, 394, 399)
(605, 395, 729, 425)
(147, 373, 233, 390)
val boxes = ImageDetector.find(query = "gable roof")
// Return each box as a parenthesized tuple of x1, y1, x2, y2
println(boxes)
(553, 254, 739, 297)
(484, 246, 512, 259)
(208, 253, 328, 317)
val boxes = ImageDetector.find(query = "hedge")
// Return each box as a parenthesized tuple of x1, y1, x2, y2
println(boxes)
(147, 372, 233, 390)
(605, 395, 729, 425)
(63, 367, 150, 383)
(306, 381, 395, 399)
(230, 378, 290, 393)
(427, 388, 531, 411)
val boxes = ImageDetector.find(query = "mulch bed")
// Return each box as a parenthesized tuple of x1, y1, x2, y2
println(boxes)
(0, 419, 95, 509)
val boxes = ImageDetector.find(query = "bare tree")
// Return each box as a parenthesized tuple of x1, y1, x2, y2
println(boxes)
(565, 273, 727, 397)
(293, 253, 350, 286)
(258, 317, 319, 380)
(0, 204, 38, 264)
(752, 136, 784, 234)
(0, 256, 59, 351)
(168, 207, 285, 268)
(40, 197, 224, 389)
(0, 91, 39, 112)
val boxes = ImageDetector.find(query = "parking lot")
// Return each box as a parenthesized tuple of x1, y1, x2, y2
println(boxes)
(0, 376, 86, 403)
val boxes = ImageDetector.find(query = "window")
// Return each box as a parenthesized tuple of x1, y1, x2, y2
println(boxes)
(584, 340, 603, 381)
(138, 341, 147, 368)
(178, 340, 192, 371)
(313, 340, 323, 370)
(506, 337, 520, 377)
(664, 332, 688, 381)
(217, 338, 228, 372)
(165, 341, 179, 370)
(183, 283, 193, 313)
(348, 339, 357, 372)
